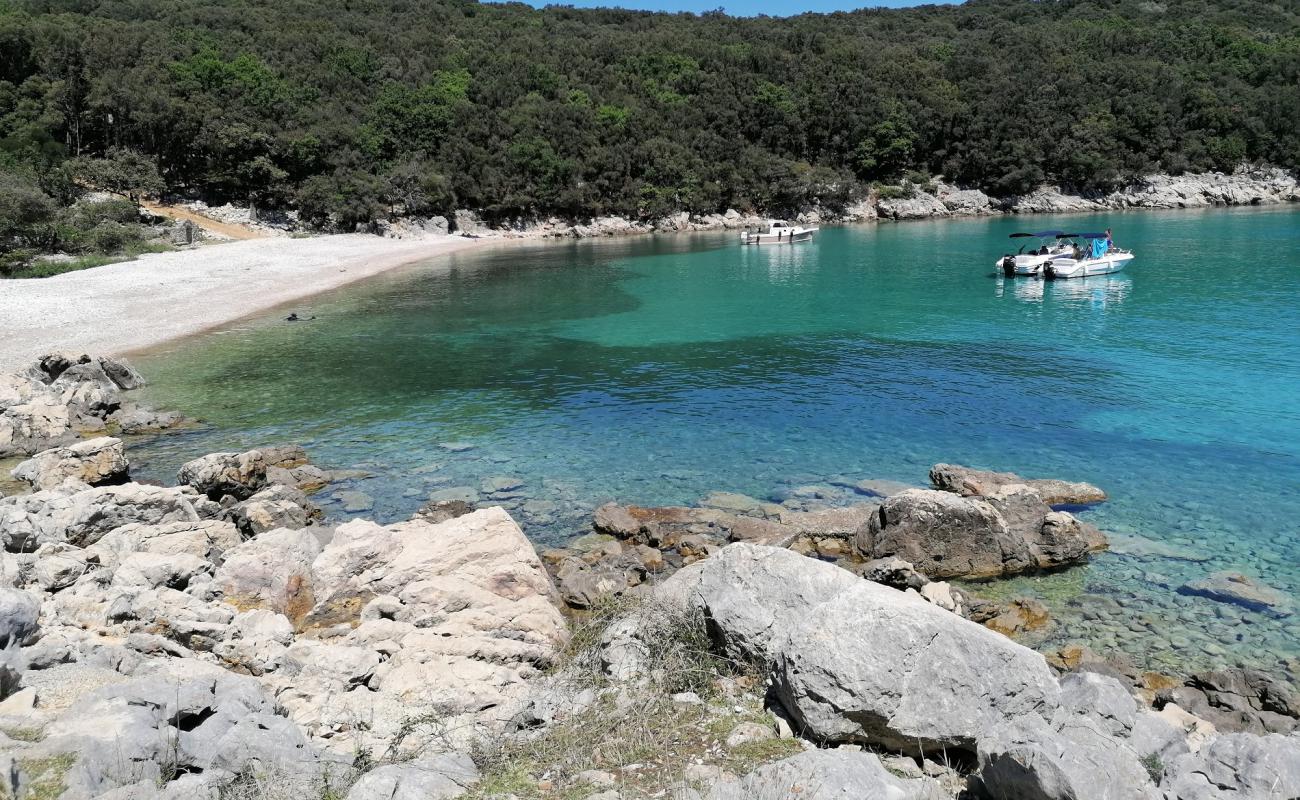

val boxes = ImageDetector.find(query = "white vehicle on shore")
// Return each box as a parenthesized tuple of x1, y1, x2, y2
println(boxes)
(740, 220, 818, 245)
(1044, 232, 1134, 279)
(996, 230, 1070, 276)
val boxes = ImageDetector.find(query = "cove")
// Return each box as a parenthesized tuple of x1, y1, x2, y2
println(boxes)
(130, 206, 1300, 674)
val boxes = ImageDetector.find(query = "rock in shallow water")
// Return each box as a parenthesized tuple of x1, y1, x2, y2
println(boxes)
(1178, 571, 1291, 615)
(930, 462, 1107, 505)
(856, 488, 1104, 579)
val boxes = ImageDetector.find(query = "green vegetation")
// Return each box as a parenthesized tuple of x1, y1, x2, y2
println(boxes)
(1, 0, 1297, 235)
(461, 596, 800, 798)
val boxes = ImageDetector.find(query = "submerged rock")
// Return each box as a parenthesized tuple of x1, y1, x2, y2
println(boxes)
(1178, 571, 1291, 615)
(930, 462, 1107, 506)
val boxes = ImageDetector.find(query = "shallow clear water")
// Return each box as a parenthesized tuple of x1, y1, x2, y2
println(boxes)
(131, 207, 1300, 675)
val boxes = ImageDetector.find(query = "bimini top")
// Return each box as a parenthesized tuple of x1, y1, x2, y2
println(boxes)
(1009, 230, 1066, 238)
(1057, 232, 1109, 240)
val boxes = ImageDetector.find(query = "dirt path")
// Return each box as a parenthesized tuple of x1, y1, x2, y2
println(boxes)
(140, 201, 266, 240)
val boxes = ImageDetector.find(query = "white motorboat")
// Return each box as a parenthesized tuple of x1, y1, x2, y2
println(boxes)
(996, 230, 1070, 276)
(1044, 232, 1134, 279)
(740, 220, 818, 245)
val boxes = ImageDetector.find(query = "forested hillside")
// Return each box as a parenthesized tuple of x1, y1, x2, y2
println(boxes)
(2, 0, 1298, 230)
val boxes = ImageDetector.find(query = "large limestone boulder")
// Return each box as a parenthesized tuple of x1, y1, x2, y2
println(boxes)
(307, 508, 566, 655)
(177, 450, 269, 501)
(0, 484, 200, 551)
(215, 527, 322, 622)
(930, 463, 1107, 506)
(88, 520, 243, 571)
(688, 542, 859, 666)
(1161, 732, 1300, 799)
(345, 753, 479, 800)
(975, 672, 1162, 799)
(11, 436, 129, 489)
(707, 749, 946, 799)
(771, 572, 1060, 755)
(855, 489, 1029, 579)
(0, 399, 75, 457)
(856, 488, 1102, 579)
(38, 661, 345, 797)
(0, 588, 40, 648)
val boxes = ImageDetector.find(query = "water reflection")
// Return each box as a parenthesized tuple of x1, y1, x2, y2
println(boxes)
(738, 239, 818, 282)
(997, 275, 1131, 307)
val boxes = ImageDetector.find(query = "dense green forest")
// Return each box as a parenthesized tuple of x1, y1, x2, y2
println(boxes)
(2, 0, 1298, 238)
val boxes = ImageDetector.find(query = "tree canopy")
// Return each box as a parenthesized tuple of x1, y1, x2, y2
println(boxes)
(1, 0, 1297, 226)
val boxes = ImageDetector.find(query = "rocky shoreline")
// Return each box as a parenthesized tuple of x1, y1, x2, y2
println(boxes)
(2, 353, 1299, 799)
(375, 166, 1300, 241)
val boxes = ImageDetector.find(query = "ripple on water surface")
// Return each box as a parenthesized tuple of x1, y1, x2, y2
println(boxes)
(131, 207, 1300, 675)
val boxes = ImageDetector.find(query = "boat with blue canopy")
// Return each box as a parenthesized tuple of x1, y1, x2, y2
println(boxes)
(1044, 232, 1134, 279)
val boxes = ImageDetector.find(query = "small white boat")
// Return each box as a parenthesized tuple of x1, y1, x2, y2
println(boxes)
(1044, 232, 1134, 279)
(996, 230, 1071, 276)
(740, 220, 818, 245)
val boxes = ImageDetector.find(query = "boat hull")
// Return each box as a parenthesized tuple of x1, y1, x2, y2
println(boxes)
(997, 251, 1069, 276)
(1045, 253, 1134, 279)
(742, 230, 816, 245)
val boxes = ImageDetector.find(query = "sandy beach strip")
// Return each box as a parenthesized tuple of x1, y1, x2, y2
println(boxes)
(0, 233, 488, 371)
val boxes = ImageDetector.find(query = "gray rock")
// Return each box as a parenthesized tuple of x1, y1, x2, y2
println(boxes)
(929, 463, 1107, 505)
(858, 556, 929, 591)
(177, 450, 268, 501)
(225, 484, 315, 535)
(0, 483, 200, 551)
(427, 486, 479, 505)
(856, 489, 1027, 579)
(412, 499, 474, 524)
(772, 574, 1060, 756)
(345, 753, 479, 799)
(11, 436, 129, 489)
(707, 749, 946, 799)
(107, 403, 185, 434)
(976, 673, 1160, 800)
(857, 488, 1102, 579)
(688, 543, 859, 666)
(335, 489, 375, 513)
(1161, 733, 1300, 799)
(214, 527, 322, 619)
(1179, 571, 1292, 615)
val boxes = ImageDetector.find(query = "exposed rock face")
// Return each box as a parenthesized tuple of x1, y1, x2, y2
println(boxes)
(11, 436, 129, 490)
(930, 463, 1107, 506)
(856, 488, 1103, 579)
(0, 588, 40, 648)
(772, 577, 1060, 756)
(876, 190, 951, 220)
(38, 661, 346, 798)
(345, 753, 479, 800)
(0, 484, 200, 551)
(177, 449, 269, 501)
(1158, 668, 1300, 735)
(1161, 732, 1300, 799)
(707, 749, 946, 799)
(1, 353, 164, 458)
(670, 544, 1060, 757)
(976, 672, 1163, 799)
(227, 508, 571, 752)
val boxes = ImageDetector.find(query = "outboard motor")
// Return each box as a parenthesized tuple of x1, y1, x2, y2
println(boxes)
(1000, 255, 1016, 277)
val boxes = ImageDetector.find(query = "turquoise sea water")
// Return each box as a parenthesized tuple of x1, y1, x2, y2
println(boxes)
(131, 207, 1300, 675)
